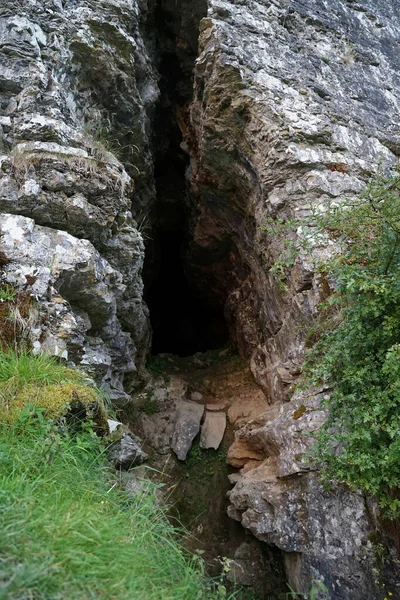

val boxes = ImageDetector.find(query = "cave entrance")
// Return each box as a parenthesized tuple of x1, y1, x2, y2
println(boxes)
(146, 230, 229, 357)
(143, 111, 229, 357)
(143, 0, 229, 357)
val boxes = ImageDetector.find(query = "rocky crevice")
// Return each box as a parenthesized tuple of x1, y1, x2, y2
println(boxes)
(2, 0, 400, 598)
(144, 0, 231, 357)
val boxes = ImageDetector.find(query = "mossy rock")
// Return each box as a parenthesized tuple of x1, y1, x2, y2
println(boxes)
(0, 382, 107, 428)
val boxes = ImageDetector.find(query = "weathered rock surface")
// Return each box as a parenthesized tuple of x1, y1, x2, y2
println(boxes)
(0, 213, 136, 399)
(200, 410, 226, 450)
(183, 3, 400, 594)
(171, 401, 204, 461)
(0, 0, 159, 398)
(186, 0, 400, 404)
(227, 389, 400, 598)
(108, 431, 148, 469)
(226, 539, 270, 590)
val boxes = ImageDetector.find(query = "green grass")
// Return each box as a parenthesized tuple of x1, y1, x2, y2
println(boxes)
(0, 284, 16, 303)
(0, 351, 105, 425)
(0, 351, 80, 388)
(0, 415, 216, 599)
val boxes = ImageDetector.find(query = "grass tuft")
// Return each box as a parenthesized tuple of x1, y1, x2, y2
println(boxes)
(0, 351, 106, 426)
(0, 415, 214, 599)
(0, 351, 217, 598)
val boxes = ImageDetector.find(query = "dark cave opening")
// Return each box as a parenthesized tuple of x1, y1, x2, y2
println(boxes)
(143, 0, 229, 357)
(146, 230, 230, 356)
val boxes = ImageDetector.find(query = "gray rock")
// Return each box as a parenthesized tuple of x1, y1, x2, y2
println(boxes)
(226, 540, 266, 588)
(187, 0, 400, 404)
(108, 432, 148, 470)
(200, 410, 226, 450)
(171, 401, 204, 460)
(107, 419, 123, 434)
(0, 0, 158, 394)
(227, 389, 395, 598)
(0, 213, 134, 401)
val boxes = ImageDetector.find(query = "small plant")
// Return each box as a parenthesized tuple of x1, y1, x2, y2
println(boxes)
(142, 394, 158, 415)
(0, 284, 16, 303)
(0, 286, 36, 350)
(84, 117, 141, 176)
(287, 580, 328, 599)
(310, 580, 329, 599)
(136, 213, 153, 241)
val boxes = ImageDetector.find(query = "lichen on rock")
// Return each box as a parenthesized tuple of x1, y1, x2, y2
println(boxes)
(0, 0, 159, 400)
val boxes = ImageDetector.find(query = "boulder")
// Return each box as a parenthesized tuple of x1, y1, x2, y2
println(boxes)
(227, 389, 399, 598)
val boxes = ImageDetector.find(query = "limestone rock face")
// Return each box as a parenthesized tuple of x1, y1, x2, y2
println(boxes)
(184, 0, 400, 596)
(0, 213, 136, 401)
(227, 390, 399, 598)
(0, 0, 159, 398)
(186, 0, 400, 404)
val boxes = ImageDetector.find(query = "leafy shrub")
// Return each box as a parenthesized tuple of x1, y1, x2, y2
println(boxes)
(298, 171, 400, 517)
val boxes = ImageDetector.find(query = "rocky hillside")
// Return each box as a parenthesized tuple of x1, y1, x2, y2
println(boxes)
(1, 0, 400, 598)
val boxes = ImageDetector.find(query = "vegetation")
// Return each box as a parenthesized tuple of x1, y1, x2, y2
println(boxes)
(0, 351, 106, 425)
(267, 171, 400, 517)
(0, 283, 34, 350)
(0, 414, 214, 599)
(0, 284, 16, 303)
(0, 350, 217, 599)
(287, 580, 329, 599)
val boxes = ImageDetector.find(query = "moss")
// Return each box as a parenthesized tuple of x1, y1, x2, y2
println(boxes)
(293, 404, 307, 420)
(0, 382, 107, 425)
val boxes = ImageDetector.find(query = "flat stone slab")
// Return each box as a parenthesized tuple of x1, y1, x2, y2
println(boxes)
(200, 411, 226, 450)
(171, 402, 204, 461)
